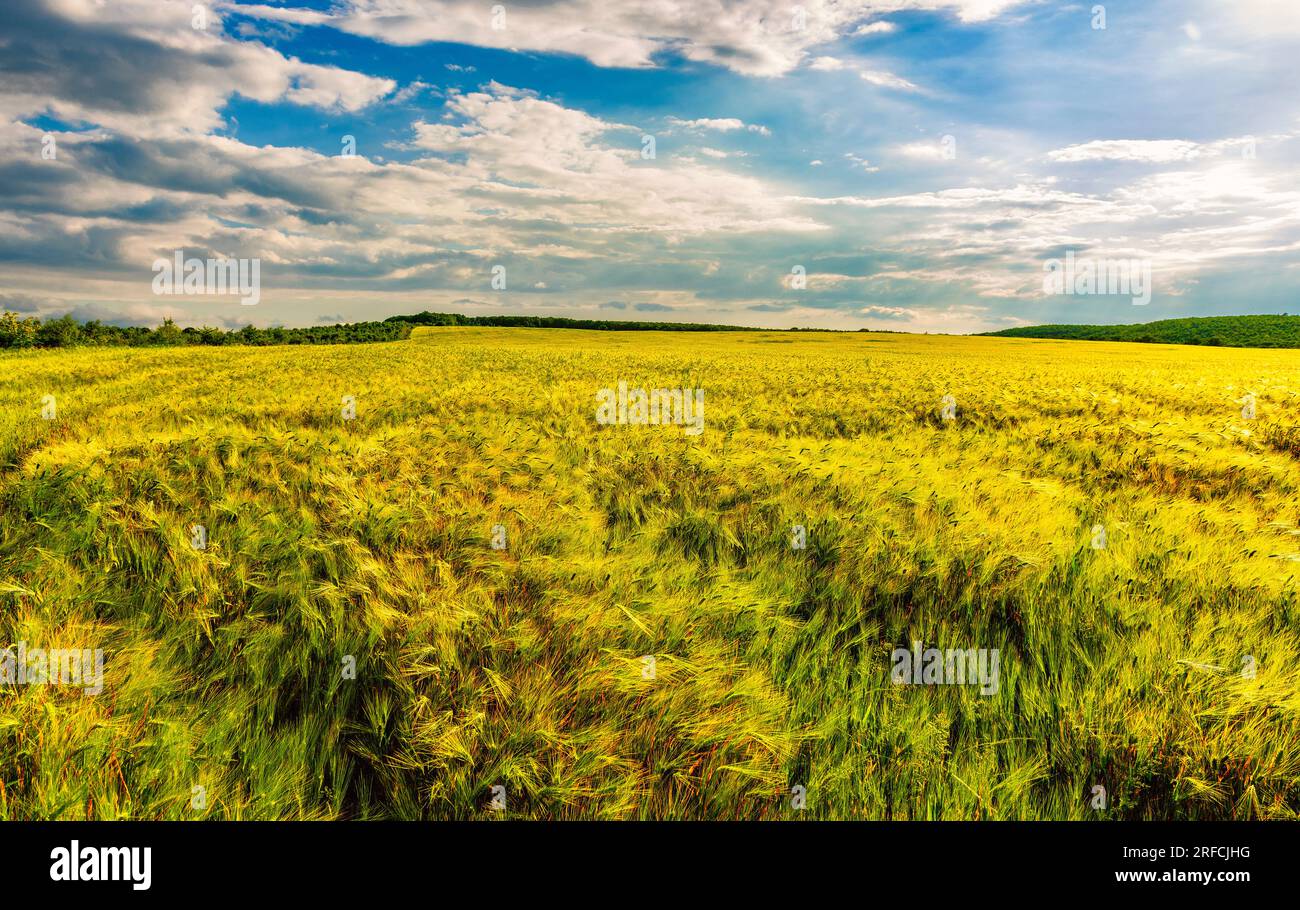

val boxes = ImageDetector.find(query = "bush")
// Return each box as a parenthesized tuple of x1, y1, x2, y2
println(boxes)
(34, 314, 83, 348)
(151, 317, 184, 346)
(0, 311, 40, 348)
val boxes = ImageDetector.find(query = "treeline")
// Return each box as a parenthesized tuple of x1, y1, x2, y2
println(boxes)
(0, 313, 412, 349)
(983, 314, 1300, 348)
(386, 311, 763, 331)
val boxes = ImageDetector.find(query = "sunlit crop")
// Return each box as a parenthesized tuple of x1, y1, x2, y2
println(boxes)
(1, 327, 1297, 819)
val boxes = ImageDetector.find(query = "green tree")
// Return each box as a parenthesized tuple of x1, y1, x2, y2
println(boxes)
(0, 311, 40, 349)
(35, 314, 83, 348)
(153, 317, 184, 345)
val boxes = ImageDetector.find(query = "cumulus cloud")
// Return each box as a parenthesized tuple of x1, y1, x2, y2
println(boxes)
(894, 140, 955, 161)
(667, 117, 771, 136)
(785, 134, 1300, 306)
(858, 68, 922, 91)
(860, 304, 916, 318)
(233, 0, 1030, 76)
(1047, 140, 1206, 163)
(0, 76, 825, 322)
(0, 292, 47, 313)
(406, 84, 814, 237)
(0, 0, 395, 138)
(3, 0, 1299, 331)
(808, 56, 848, 71)
(805, 55, 920, 92)
(1209, 0, 1300, 37)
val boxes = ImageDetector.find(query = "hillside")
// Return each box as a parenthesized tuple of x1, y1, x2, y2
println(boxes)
(984, 314, 1300, 348)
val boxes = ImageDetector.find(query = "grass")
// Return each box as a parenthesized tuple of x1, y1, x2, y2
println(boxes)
(0, 327, 1297, 820)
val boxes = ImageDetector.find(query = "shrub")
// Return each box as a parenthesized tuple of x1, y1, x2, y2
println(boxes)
(0, 311, 40, 348)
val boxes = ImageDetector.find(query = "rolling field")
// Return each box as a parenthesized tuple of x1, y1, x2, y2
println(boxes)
(1, 327, 1298, 820)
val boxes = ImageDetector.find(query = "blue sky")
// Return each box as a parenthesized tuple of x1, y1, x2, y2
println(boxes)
(2, 0, 1299, 330)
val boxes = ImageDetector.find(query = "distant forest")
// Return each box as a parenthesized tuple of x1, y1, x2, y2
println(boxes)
(0, 313, 412, 349)
(12, 309, 1299, 351)
(984, 314, 1300, 348)
(1, 309, 803, 350)
(385, 311, 768, 332)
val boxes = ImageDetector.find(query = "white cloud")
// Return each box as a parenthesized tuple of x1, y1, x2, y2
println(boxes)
(234, 1, 1032, 76)
(0, 0, 395, 139)
(785, 130, 1300, 308)
(391, 81, 435, 103)
(844, 152, 881, 173)
(1047, 140, 1205, 163)
(858, 69, 922, 91)
(894, 140, 952, 161)
(404, 85, 814, 237)
(216, 3, 335, 26)
(7, 0, 1299, 332)
(1207, 0, 1300, 38)
(0, 72, 832, 328)
(806, 55, 921, 92)
(668, 117, 770, 136)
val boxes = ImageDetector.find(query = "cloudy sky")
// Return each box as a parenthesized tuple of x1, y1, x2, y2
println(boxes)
(2, 0, 1299, 331)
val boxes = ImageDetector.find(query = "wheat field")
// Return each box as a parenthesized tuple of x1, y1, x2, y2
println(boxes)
(1, 327, 1297, 820)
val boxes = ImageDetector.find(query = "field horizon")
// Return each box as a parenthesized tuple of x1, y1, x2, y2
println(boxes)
(14, 309, 1300, 350)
